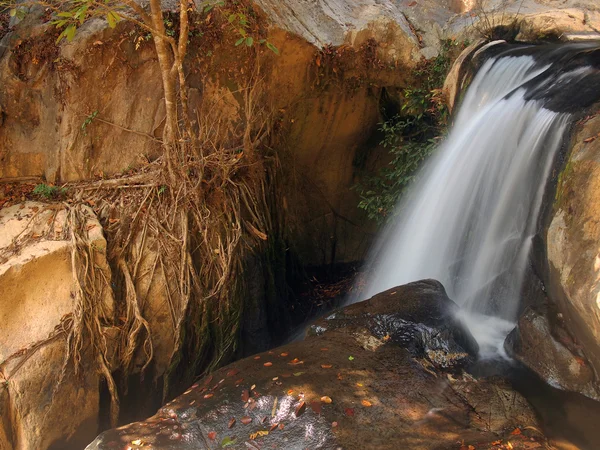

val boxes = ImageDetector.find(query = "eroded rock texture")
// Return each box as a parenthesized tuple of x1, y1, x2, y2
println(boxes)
(86, 281, 540, 450)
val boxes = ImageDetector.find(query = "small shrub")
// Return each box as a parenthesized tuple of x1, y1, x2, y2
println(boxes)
(33, 183, 67, 199)
(354, 40, 459, 224)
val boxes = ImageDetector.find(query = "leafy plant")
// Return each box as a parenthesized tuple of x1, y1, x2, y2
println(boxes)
(81, 110, 98, 135)
(354, 40, 460, 224)
(33, 183, 67, 199)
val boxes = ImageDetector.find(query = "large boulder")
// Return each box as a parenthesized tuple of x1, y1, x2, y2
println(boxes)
(0, 201, 112, 450)
(546, 112, 600, 384)
(86, 280, 543, 450)
(505, 306, 599, 399)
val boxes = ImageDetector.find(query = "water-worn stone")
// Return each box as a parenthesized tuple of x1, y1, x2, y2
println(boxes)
(505, 306, 599, 399)
(547, 112, 600, 385)
(86, 280, 540, 450)
(0, 202, 112, 450)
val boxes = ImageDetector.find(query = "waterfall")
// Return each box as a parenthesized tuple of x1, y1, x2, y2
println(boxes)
(357, 44, 600, 358)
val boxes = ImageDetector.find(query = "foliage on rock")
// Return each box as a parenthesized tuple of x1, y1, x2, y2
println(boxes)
(354, 39, 462, 223)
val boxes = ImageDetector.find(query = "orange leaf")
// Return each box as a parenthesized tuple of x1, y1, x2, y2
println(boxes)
(320, 348, 328, 351)
(254, 356, 261, 360)
(203, 393, 213, 399)
(241, 390, 249, 402)
(228, 417, 236, 428)
(511, 428, 522, 435)
(320, 396, 332, 404)
(321, 364, 333, 369)
(280, 352, 289, 357)
(207, 431, 216, 440)
(294, 401, 306, 417)
(264, 362, 273, 367)
(310, 401, 322, 414)
(361, 400, 372, 407)
(278, 423, 285, 430)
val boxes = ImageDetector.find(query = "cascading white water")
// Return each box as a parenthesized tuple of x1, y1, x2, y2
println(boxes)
(358, 53, 573, 358)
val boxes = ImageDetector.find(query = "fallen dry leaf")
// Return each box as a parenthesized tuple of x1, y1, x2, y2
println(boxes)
(241, 390, 249, 402)
(361, 400, 372, 407)
(207, 431, 217, 440)
(203, 393, 213, 399)
(332, 421, 338, 428)
(227, 369, 239, 377)
(249, 430, 269, 440)
(280, 352, 289, 357)
(321, 364, 333, 369)
(270, 423, 279, 432)
(294, 401, 306, 417)
(254, 356, 261, 360)
(228, 417, 236, 428)
(288, 358, 304, 365)
(345, 408, 355, 416)
(241, 416, 252, 425)
(321, 396, 332, 404)
(310, 401, 322, 414)
(264, 362, 273, 367)
(511, 428, 522, 435)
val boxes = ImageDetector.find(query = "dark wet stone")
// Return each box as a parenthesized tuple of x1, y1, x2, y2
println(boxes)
(86, 280, 541, 450)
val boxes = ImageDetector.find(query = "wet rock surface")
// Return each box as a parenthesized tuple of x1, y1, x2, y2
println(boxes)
(87, 280, 542, 450)
(505, 306, 599, 400)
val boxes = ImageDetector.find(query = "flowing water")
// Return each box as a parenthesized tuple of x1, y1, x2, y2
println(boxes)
(357, 44, 600, 358)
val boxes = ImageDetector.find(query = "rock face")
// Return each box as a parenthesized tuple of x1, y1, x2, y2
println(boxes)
(86, 280, 541, 450)
(505, 306, 599, 399)
(0, 202, 112, 450)
(546, 112, 600, 383)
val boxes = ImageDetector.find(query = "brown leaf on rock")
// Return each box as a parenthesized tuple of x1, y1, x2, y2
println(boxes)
(227, 369, 239, 377)
(310, 401, 322, 414)
(288, 358, 304, 365)
(228, 418, 236, 428)
(254, 356, 261, 360)
(280, 352, 289, 357)
(511, 428, 522, 435)
(345, 408, 355, 416)
(203, 393, 213, 399)
(264, 362, 273, 367)
(241, 390, 249, 402)
(321, 364, 333, 369)
(294, 401, 306, 417)
(207, 431, 217, 440)
(270, 423, 279, 432)
(320, 348, 328, 351)
(279, 423, 285, 430)
(241, 416, 252, 425)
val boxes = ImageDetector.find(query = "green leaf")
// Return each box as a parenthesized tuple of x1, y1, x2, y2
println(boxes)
(9, 8, 16, 17)
(66, 24, 77, 41)
(245, 36, 253, 47)
(106, 11, 119, 29)
(348, 356, 354, 361)
(228, 14, 237, 23)
(266, 42, 279, 55)
(234, 38, 244, 47)
(221, 437, 236, 448)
